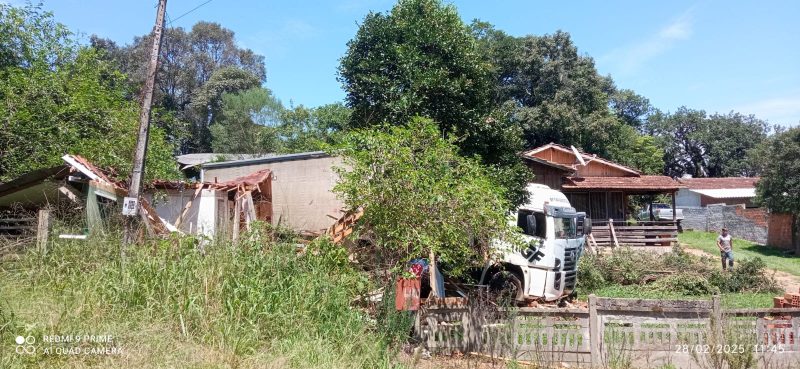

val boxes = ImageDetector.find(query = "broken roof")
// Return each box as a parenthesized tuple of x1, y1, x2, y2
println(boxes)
(562, 175, 683, 192)
(210, 169, 272, 192)
(176, 153, 275, 170)
(677, 177, 759, 190)
(521, 143, 642, 176)
(201, 151, 329, 169)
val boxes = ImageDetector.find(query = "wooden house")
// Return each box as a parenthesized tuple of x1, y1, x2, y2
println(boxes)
(521, 143, 684, 246)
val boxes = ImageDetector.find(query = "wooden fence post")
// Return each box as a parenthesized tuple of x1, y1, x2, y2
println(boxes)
(589, 294, 601, 366)
(608, 219, 619, 248)
(36, 209, 50, 254)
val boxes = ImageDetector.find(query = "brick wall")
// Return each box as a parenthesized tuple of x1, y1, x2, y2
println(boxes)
(767, 213, 794, 249)
(679, 205, 768, 244)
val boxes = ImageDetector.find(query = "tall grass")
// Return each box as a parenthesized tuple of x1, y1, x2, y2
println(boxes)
(1, 222, 406, 368)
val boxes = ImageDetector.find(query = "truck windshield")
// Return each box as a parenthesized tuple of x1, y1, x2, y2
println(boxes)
(553, 217, 576, 239)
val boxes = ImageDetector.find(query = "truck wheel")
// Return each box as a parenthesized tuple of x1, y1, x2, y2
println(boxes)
(489, 271, 523, 306)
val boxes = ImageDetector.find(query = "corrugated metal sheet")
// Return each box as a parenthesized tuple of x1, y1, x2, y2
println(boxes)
(689, 188, 756, 198)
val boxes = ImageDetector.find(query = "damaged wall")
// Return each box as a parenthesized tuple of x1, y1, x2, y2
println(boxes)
(202, 154, 344, 233)
(145, 188, 228, 239)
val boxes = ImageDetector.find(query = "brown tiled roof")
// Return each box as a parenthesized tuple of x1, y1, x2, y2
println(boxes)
(562, 175, 683, 191)
(677, 177, 759, 190)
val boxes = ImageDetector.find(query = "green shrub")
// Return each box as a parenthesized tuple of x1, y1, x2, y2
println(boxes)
(708, 257, 779, 293)
(578, 246, 779, 297)
(577, 253, 607, 291)
(651, 273, 720, 295)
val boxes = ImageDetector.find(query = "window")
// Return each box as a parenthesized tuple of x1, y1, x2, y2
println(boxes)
(517, 210, 546, 238)
(553, 217, 576, 239)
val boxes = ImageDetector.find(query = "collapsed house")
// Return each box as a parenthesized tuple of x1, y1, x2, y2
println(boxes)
(147, 169, 273, 241)
(0, 155, 127, 236)
(0, 155, 274, 241)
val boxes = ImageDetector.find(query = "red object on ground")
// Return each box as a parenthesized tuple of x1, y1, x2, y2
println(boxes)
(395, 278, 421, 311)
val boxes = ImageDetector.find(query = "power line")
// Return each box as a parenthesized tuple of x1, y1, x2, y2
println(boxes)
(168, 0, 214, 25)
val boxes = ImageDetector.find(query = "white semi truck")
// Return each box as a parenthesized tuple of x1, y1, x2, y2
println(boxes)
(479, 183, 591, 303)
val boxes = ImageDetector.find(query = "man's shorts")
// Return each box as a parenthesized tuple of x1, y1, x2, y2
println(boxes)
(720, 250, 734, 261)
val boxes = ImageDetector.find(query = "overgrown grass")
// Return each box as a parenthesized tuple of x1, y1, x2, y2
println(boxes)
(679, 231, 800, 276)
(0, 223, 407, 368)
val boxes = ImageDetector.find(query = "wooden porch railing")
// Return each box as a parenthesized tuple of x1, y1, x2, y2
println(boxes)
(590, 219, 678, 247)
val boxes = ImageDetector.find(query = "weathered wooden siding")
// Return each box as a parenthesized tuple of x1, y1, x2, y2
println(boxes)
(530, 147, 634, 177)
(526, 161, 567, 190)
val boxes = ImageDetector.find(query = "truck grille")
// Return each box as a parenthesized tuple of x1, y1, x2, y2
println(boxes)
(564, 270, 577, 291)
(563, 246, 578, 271)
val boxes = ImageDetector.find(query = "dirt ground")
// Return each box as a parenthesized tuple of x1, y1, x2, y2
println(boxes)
(682, 245, 800, 294)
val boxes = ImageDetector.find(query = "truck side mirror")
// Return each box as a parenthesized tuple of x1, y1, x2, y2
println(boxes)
(583, 218, 592, 235)
(526, 214, 537, 236)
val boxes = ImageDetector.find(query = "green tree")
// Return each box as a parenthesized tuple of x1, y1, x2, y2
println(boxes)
(755, 127, 800, 254)
(473, 26, 620, 156)
(610, 89, 653, 130)
(339, 0, 530, 205)
(606, 125, 664, 174)
(210, 87, 283, 154)
(334, 118, 519, 274)
(189, 66, 261, 150)
(279, 103, 352, 153)
(92, 21, 267, 153)
(647, 107, 769, 177)
(0, 3, 178, 182)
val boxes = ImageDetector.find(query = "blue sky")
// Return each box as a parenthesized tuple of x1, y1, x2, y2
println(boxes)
(21, 0, 800, 126)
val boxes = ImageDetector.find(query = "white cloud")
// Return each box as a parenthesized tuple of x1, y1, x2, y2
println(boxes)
(735, 94, 800, 127)
(600, 10, 694, 75)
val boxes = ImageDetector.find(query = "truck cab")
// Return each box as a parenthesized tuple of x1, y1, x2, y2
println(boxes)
(486, 184, 589, 302)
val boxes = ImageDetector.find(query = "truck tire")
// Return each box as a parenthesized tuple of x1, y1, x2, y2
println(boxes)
(489, 270, 523, 305)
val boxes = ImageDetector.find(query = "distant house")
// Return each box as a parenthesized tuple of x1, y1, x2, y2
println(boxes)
(675, 177, 759, 208)
(200, 151, 344, 233)
(521, 143, 683, 222)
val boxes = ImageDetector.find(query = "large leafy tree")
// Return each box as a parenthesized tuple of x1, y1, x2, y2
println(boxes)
(471, 22, 663, 176)
(334, 119, 519, 274)
(0, 3, 177, 182)
(92, 21, 266, 153)
(647, 107, 769, 177)
(339, 0, 530, 205)
(606, 125, 664, 175)
(473, 25, 620, 156)
(610, 89, 654, 130)
(210, 87, 284, 154)
(755, 128, 800, 254)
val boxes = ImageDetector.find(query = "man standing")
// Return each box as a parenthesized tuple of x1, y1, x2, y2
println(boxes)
(717, 228, 734, 271)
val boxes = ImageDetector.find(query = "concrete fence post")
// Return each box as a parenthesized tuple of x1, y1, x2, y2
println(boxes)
(711, 294, 723, 342)
(589, 294, 601, 366)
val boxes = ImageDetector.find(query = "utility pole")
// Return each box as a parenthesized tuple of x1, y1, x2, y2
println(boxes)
(122, 0, 167, 246)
